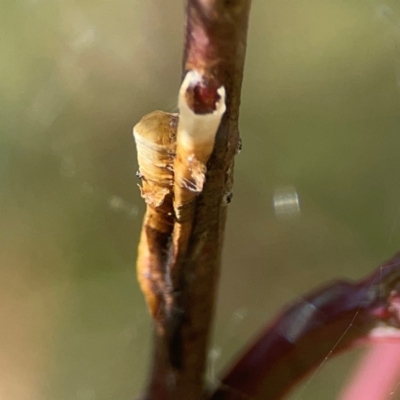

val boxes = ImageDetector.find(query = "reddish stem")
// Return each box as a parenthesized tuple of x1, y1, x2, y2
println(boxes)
(210, 253, 400, 400)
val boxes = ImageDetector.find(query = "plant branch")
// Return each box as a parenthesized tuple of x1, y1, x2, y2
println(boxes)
(137, 1, 251, 400)
(210, 252, 400, 400)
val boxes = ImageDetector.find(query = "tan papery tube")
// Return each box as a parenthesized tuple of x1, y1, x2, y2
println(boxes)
(133, 110, 178, 319)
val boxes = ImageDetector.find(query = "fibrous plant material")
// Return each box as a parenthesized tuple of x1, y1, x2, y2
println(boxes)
(211, 253, 400, 400)
(173, 70, 226, 215)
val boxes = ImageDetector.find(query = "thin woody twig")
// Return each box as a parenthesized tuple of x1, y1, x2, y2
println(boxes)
(167, 71, 226, 368)
(134, 1, 251, 399)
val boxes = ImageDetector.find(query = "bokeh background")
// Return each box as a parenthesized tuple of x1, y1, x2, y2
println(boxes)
(3, 0, 400, 399)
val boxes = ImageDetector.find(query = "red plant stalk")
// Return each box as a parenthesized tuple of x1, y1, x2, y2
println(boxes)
(338, 342, 400, 400)
(210, 253, 400, 400)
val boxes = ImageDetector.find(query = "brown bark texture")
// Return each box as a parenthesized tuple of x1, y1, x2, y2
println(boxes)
(137, 1, 252, 399)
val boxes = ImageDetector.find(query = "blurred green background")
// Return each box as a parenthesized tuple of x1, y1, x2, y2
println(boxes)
(2, 0, 400, 399)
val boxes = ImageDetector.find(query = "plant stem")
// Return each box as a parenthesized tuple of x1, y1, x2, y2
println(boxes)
(141, 1, 251, 399)
(210, 252, 400, 400)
